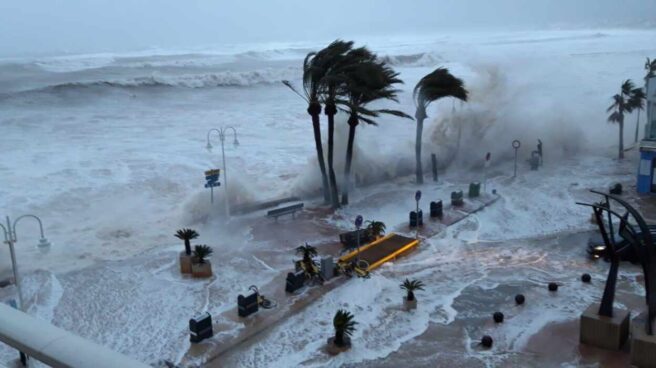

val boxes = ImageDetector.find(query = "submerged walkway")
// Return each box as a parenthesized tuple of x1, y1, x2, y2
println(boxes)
(181, 193, 500, 367)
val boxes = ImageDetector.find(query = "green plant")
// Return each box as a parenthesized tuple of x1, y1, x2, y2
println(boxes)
(337, 49, 412, 205)
(333, 309, 357, 347)
(607, 79, 644, 159)
(296, 243, 318, 275)
(366, 220, 386, 238)
(400, 278, 425, 301)
(413, 68, 468, 184)
(193, 245, 213, 264)
(175, 228, 199, 255)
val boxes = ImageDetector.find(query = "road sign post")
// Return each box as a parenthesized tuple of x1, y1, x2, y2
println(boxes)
(512, 140, 521, 177)
(415, 190, 421, 240)
(355, 215, 363, 261)
(204, 169, 221, 204)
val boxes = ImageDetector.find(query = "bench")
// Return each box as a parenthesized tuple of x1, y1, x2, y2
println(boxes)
(339, 229, 374, 249)
(266, 203, 304, 220)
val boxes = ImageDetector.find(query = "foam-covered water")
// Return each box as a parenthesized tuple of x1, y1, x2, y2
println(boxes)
(0, 29, 654, 366)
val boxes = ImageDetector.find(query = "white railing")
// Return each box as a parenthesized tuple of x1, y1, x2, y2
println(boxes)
(0, 304, 150, 368)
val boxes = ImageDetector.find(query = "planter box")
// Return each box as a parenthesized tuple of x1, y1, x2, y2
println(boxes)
(630, 312, 656, 368)
(192, 261, 213, 278)
(179, 252, 194, 274)
(326, 336, 351, 355)
(403, 296, 417, 311)
(579, 303, 629, 350)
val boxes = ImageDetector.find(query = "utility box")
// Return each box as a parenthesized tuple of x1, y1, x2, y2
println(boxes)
(320, 257, 334, 281)
(238, 291, 259, 318)
(430, 201, 443, 218)
(189, 312, 213, 343)
(409, 210, 423, 227)
(529, 152, 540, 170)
(285, 270, 305, 293)
(468, 182, 481, 198)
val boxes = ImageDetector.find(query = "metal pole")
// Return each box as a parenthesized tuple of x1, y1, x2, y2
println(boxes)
(6, 216, 25, 313)
(514, 149, 518, 177)
(220, 130, 229, 217)
(415, 199, 419, 240)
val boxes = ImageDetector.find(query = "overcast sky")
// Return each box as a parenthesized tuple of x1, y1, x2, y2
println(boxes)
(0, 0, 654, 56)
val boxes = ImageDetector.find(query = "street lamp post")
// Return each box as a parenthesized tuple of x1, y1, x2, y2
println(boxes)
(0, 215, 52, 312)
(206, 127, 239, 217)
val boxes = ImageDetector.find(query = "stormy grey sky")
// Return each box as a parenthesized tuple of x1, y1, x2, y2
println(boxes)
(0, 0, 654, 56)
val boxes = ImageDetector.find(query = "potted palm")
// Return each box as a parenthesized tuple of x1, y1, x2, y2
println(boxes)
(191, 244, 213, 278)
(295, 243, 319, 277)
(175, 228, 199, 274)
(327, 309, 357, 354)
(366, 220, 386, 240)
(400, 278, 425, 310)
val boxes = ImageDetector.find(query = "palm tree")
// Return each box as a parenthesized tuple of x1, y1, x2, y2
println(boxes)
(608, 80, 638, 159)
(413, 68, 468, 184)
(193, 245, 213, 264)
(631, 87, 646, 143)
(296, 243, 318, 275)
(283, 45, 341, 203)
(333, 309, 357, 347)
(175, 228, 199, 255)
(366, 220, 386, 238)
(400, 278, 425, 301)
(320, 41, 356, 209)
(338, 52, 412, 205)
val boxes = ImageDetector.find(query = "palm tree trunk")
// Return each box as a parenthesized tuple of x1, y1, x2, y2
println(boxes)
(308, 102, 330, 203)
(341, 115, 358, 205)
(335, 331, 344, 347)
(325, 103, 340, 209)
(619, 116, 625, 160)
(415, 117, 424, 184)
(407, 291, 415, 301)
(184, 240, 191, 255)
(635, 109, 641, 143)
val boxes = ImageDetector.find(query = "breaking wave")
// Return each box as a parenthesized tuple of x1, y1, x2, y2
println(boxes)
(21, 67, 299, 94)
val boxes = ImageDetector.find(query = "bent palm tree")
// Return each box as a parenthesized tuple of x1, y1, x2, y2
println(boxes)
(413, 68, 468, 184)
(400, 278, 425, 301)
(320, 41, 355, 208)
(175, 228, 199, 255)
(283, 44, 344, 203)
(333, 309, 357, 347)
(193, 245, 213, 264)
(631, 87, 646, 143)
(339, 51, 411, 205)
(608, 80, 637, 159)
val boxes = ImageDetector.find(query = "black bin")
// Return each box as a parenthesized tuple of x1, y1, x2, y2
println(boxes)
(238, 292, 259, 318)
(189, 312, 213, 343)
(430, 201, 443, 218)
(285, 271, 305, 293)
(409, 210, 423, 227)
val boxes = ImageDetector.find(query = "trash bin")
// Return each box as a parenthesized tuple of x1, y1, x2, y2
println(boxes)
(530, 152, 540, 170)
(430, 201, 443, 218)
(409, 210, 423, 227)
(285, 270, 305, 293)
(189, 312, 213, 343)
(468, 182, 481, 198)
(238, 291, 259, 317)
(451, 191, 464, 206)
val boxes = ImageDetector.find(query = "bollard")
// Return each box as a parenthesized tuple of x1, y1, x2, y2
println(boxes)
(189, 312, 213, 343)
(451, 191, 464, 207)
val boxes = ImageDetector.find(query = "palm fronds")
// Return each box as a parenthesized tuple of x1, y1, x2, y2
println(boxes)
(175, 228, 199, 255)
(333, 309, 357, 346)
(193, 245, 213, 264)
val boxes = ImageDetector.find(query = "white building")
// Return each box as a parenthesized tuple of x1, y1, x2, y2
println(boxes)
(637, 76, 656, 193)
